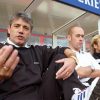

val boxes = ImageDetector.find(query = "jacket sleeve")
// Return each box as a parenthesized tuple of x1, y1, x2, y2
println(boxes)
(37, 45, 69, 73)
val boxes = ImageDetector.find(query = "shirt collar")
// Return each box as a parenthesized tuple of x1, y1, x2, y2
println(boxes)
(6, 38, 30, 48)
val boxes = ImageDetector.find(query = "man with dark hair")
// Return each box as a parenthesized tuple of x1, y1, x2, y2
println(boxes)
(0, 12, 77, 100)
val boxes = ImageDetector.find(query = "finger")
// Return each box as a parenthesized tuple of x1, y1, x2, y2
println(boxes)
(0, 45, 13, 66)
(56, 68, 69, 79)
(63, 73, 72, 80)
(0, 45, 13, 56)
(56, 65, 66, 76)
(56, 62, 69, 75)
(0, 66, 9, 80)
(55, 58, 65, 63)
(3, 66, 9, 71)
(0, 56, 19, 80)
(56, 64, 69, 79)
(0, 46, 5, 55)
(66, 68, 75, 78)
(3, 49, 18, 70)
(56, 65, 74, 79)
(6, 56, 19, 77)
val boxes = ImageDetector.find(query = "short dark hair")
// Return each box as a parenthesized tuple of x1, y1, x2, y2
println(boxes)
(9, 12, 33, 31)
(67, 25, 84, 35)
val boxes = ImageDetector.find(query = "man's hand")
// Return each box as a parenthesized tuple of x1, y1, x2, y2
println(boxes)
(0, 45, 19, 80)
(55, 57, 76, 80)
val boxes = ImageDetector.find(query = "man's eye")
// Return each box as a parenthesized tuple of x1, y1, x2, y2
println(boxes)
(14, 25, 19, 28)
(24, 27, 29, 30)
(76, 34, 84, 37)
(82, 35, 84, 38)
(76, 34, 80, 37)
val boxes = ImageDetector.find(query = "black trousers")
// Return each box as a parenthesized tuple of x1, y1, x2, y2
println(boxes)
(40, 54, 85, 100)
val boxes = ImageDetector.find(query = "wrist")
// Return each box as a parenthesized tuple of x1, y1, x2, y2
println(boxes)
(70, 56, 78, 65)
(64, 48, 76, 57)
(64, 48, 78, 65)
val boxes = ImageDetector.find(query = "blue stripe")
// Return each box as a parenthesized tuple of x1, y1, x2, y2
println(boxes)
(58, 0, 100, 15)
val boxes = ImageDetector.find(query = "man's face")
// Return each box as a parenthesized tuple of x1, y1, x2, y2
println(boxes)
(8, 18, 31, 46)
(67, 27, 84, 51)
(94, 39, 100, 53)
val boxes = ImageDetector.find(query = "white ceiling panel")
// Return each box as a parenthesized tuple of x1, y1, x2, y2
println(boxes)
(0, 0, 33, 29)
(0, 0, 99, 40)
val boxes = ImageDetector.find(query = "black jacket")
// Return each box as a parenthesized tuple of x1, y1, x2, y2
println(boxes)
(0, 43, 66, 100)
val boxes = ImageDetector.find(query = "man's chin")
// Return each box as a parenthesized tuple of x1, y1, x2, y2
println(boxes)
(16, 41, 25, 46)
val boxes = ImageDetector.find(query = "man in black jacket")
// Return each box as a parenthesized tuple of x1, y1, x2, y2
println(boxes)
(0, 12, 78, 100)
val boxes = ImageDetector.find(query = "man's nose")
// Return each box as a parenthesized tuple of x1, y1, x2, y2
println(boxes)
(19, 27, 24, 34)
(80, 36, 83, 40)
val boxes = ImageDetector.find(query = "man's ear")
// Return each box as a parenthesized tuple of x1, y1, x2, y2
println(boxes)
(7, 26, 10, 34)
(67, 35, 71, 41)
(94, 44, 97, 50)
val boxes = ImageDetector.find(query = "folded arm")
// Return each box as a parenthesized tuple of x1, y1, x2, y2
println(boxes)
(89, 69, 100, 78)
(76, 66, 92, 78)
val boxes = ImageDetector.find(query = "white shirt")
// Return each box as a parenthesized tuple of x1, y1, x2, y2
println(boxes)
(96, 59, 100, 64)
(3, 38, 30, 48)
(75, 51, 100, 86)
(76, 51, 100, 70)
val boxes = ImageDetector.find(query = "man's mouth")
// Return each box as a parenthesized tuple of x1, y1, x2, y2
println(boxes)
(17, 36, 24, 40)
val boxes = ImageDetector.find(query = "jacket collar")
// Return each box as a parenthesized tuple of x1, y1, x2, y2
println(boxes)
(6, 38, 30, 48)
